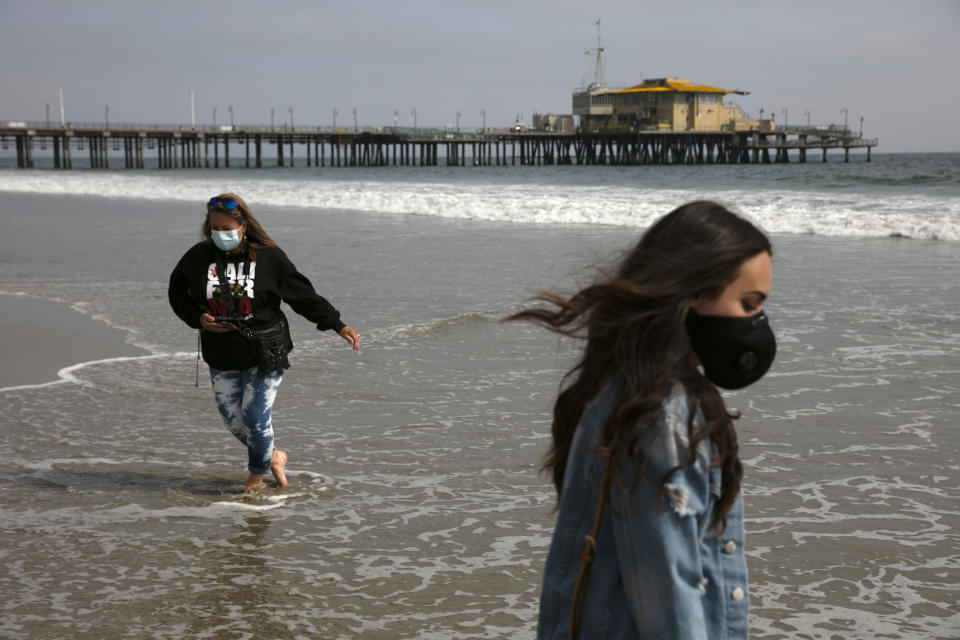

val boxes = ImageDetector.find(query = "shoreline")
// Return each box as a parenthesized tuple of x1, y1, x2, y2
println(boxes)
(0, 293, 149, 389)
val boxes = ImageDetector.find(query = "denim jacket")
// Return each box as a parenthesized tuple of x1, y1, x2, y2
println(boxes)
(537, 382, 749, 639)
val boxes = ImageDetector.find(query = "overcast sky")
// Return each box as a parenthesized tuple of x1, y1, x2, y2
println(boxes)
(1, 0, 957, 152)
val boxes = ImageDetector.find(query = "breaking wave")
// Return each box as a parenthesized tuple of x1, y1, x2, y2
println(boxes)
(1, 164, 958, 240)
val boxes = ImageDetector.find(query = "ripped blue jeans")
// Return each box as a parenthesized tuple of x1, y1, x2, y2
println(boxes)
(209, 367, 283, 475)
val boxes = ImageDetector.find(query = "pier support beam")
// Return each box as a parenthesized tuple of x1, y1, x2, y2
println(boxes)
(25, 133, 35, 168)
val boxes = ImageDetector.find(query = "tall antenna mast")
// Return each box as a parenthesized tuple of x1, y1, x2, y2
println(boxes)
(585, 19, 606, 90)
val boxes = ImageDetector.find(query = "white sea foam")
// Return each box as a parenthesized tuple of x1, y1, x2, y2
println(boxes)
(0, 289, 68, 303)
(0, 377, 70, 393)
(21, 457, 127, 472)
(1, 169, 957, 240)
(0, 352, 195, 393)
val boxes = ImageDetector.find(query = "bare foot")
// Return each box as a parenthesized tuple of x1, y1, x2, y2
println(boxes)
(245, 473, 264, 492)
(271, 450, 288, 488)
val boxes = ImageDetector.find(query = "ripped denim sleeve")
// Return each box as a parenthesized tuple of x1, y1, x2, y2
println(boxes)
(608, 400, 714, 640)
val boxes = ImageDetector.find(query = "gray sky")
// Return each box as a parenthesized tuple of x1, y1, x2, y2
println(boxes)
(1, 0, 958, 152)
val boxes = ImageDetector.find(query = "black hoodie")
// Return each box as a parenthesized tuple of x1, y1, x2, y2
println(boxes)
(168, 241, 345, 371)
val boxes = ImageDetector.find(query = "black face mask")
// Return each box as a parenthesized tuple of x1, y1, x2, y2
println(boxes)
(686, 310, 776, 390)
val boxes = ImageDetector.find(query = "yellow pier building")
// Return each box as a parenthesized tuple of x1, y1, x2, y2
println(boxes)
(574, 77, 764, 133)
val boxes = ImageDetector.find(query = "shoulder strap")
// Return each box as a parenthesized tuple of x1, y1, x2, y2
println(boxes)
(568, 451, 612, 639)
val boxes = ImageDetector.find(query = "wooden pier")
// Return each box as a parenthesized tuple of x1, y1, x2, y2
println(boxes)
(1, 125, 878, 170)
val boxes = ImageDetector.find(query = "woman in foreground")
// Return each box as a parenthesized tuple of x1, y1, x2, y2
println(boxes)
(169, 193, 359, 492)
(510, 201, 776, 639)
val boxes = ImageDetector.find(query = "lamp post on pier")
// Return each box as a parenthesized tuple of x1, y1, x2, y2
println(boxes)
(352, 107, 358, 133)
(859, 116, 864, 138)
(781, 108, 787, 130)
(289, 106, 294, 130)
(803, 109, 810, 128)
(270, 108, 275, 130)
(411, 108, 417, 133)
(480, 108, 486, 133)
(228, 105, 234, 129)
(332, 108, 337, 131)
(189, 90, 196, 130)
(105, 104, 109, 129)
(46, 102, 50, 127)
(394, 109, 399, 130)
(212, 106, 217, 128)
(456, 110, 461, 134)
(841, 107, 848, 134)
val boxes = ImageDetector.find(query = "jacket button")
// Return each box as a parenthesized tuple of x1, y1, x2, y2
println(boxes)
(724, 540, 737, 554)
(731, 587, 745, 601)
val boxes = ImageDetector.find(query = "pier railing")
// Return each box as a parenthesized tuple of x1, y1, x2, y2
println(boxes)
(783, 124, 853, 136)
(4, 120, 508, 137)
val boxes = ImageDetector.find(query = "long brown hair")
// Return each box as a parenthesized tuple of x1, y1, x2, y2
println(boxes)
(202, 192, 284, 260)
(506, 201, 772, 532)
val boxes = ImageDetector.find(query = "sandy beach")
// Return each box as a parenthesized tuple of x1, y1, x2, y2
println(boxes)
(0, 293, 148, 389)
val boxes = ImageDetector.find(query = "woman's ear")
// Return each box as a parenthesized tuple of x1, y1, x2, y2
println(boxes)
(690, 292, 704, 313)
(690, 286, 721, 313)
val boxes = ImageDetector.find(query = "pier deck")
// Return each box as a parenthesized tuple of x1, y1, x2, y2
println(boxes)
(1, 124, 878, 169)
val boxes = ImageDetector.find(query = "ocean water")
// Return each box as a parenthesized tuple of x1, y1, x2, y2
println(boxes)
(0, 154, 958, 638)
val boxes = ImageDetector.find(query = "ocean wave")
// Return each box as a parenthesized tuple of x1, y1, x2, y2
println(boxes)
(369, 313, 492, 341)
(1, 170, 958, 241)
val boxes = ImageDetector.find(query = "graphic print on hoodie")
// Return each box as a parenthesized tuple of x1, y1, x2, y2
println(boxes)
(206, 259, 256, 321)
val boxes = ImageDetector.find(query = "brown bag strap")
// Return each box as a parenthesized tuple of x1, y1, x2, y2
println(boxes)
(568, 453, 612, 639)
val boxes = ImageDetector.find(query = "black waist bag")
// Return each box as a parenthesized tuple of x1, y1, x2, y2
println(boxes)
(240, 316, 293, 376)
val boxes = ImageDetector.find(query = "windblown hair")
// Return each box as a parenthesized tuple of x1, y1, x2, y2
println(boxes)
(506, 201, 771, 532)
(202, 192, 284, 260)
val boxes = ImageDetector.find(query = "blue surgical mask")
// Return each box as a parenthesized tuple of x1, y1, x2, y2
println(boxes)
(211, 229, 241, 252)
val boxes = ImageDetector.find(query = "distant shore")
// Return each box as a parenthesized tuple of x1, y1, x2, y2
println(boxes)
(0, 294, 148, 389)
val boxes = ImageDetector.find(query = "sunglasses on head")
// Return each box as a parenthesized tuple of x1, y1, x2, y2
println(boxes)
(207, 197, 242, 212)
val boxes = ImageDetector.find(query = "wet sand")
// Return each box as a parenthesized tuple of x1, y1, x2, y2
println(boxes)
(0, 293, 148, 389)
(1, 186, 958, 638)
